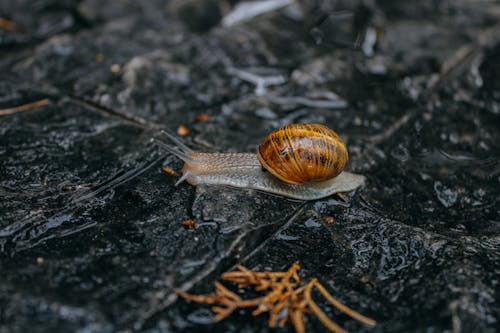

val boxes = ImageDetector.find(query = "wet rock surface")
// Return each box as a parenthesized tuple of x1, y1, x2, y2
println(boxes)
(1, 1, 499, 332)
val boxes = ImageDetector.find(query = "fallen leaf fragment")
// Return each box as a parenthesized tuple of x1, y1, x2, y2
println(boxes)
(95, 53, 105, 62)
(0, 17, 19, 32)
(177, 124, 190, 136)
(162, 166, 179, 176)
(195, 113, 210, 122)
(324, 216, 334, 224)
(181, 219, 197, 229)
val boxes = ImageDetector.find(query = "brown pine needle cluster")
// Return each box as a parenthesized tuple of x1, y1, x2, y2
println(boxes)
(176, 261, 376, 333)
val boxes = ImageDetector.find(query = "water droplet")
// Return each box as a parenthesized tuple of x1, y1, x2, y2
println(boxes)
(304, 218, 321, 228)
(187, 308, 214, 324)
(180, 259, 206, 275)
(276, 232, 300, 241)
(310, 28, 324, 45)
(391, 144, 410, 162)
(220, 225, 240, 234)
(433, 181, 458, 208)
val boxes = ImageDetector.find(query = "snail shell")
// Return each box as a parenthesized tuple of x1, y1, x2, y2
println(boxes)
(257, 123, 348, 185)
(155, 123, 365, 200)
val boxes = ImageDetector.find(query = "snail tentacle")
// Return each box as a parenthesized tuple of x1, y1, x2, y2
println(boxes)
(155, 130, 196, 186)
(174, 170, 192, 186)
(160, 130, 193, 154)
(155, 130, 194, 163)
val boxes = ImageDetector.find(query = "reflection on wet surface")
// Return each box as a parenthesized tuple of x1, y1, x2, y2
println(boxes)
(1, 1, 499, 332)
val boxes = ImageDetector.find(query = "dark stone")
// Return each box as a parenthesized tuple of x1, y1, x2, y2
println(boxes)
(1, 1, 499, 332)
(170, 0, 222, 33)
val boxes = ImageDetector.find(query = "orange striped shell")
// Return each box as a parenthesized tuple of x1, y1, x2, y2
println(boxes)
(257, 124, 348, 185)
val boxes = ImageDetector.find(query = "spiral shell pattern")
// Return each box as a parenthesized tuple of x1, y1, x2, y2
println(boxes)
(257, 123, 348, 185)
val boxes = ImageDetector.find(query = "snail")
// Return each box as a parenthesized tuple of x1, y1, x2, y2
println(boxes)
(155, 123, 365, 200)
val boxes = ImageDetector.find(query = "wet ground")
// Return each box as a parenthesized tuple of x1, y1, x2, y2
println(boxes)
(1, 1, 499, 332)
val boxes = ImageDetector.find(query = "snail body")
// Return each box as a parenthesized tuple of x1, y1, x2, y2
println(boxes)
(156, 124, 365, 200)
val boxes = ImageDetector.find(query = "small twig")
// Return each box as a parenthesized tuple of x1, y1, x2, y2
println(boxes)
(227, 67, 287, 96)
(367, 110, 414, 145)
(222, 0, 294, 27)
(0, 98, 50, 116)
